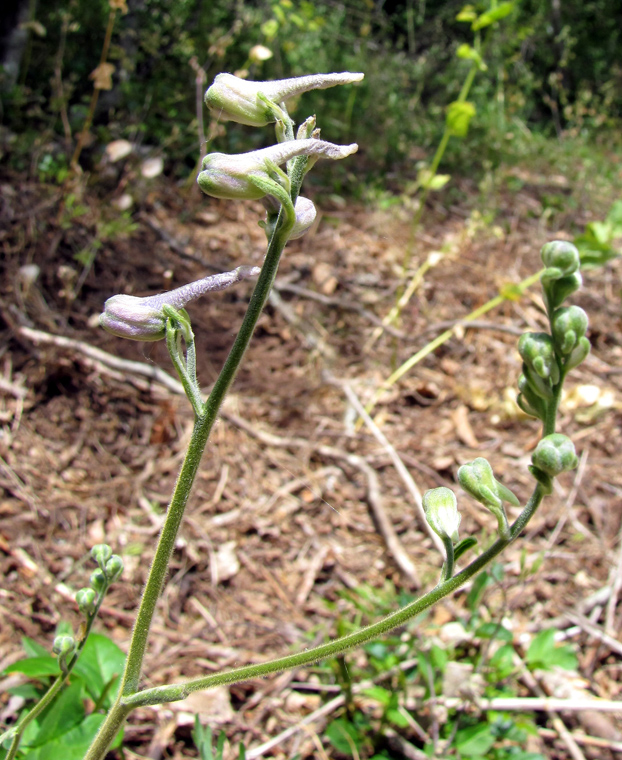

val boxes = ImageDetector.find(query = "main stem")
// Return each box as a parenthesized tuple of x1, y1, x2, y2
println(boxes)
(122, 484, 546, 709)
(84, 220, 291, 760)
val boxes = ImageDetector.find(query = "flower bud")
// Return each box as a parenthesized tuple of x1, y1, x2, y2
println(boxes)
(531, 434, 578, 477)
(552, 306, 588, 353)
(105, 554, 124, 583)
(53, 635, 76, 658)
(458, 458, 519, 510)
(91, 544, 112, 570)
(458, 458, 518, 539)
(517, 374, 546, 420)
(90, 569, 107, 593)
(541, 241, 580, 278)
(518, 333, 559, 398)
(542, 272, 583, 313)
(205, 72, 364, 127)
(76, 587, 98, 615)
(423, 487, 461, 543)
(100, 266, 261, 341)
(197, 139, 358, 201)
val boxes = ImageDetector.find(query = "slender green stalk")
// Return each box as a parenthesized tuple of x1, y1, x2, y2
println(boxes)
(121, 484, 545, 709)
(83, 218, 292, 760)
(441, 536, 455, 582)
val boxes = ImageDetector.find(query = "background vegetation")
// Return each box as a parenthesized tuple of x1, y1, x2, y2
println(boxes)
(2, 0, 621, 185)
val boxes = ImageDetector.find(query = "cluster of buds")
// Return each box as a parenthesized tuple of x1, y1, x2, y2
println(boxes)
(74, 544, 124, 618)
(517, 241, 590, 420)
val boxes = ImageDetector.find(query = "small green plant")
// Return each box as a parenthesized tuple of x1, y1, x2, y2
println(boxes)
(1, 546, 124, 760)
(574, 199, 622, 268)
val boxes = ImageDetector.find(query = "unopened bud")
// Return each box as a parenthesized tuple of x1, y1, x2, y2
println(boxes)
(541, 241, 580, 278)
(90, 569, 107, 593)
(458, 458, 517, 539)
(53, 635, 76, 658)
(518, 333, 559, 398)
(91, 544, 112, 570)
(76, 587, 98, 615)
(552, 306, 590, 369)
(423, 487, 461, 543)
(105, 554, 124, 582)
(531, 434, 578, 477)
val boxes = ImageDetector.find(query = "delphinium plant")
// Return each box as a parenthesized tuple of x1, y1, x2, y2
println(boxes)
(0, 69, 590, 760)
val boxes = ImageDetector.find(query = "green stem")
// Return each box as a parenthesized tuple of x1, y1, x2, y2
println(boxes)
(83, 218, 292, 760)
(441, 535, 455, 582)
(121, 485, 545, 709)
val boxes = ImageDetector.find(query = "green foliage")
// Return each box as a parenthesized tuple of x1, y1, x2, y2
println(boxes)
(1, 635, 125, 760)
(574, 200, 622, 268)
(316, 572, 572, 759)
(3, 0, 620, 182)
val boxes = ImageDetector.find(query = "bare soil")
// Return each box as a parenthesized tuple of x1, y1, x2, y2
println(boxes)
(1, 170, 621, 759)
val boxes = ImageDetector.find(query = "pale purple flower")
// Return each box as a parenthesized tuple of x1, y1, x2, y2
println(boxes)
(205, 72, 364, 127)
(100, 266, 260, 341)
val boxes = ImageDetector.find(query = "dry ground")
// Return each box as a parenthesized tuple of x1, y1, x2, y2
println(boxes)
(1, 169, 621, 759)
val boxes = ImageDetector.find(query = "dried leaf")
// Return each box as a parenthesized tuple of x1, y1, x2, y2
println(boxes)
(90, 62, 115, 90)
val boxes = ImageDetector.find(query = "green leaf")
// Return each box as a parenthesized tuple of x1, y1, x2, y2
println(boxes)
(488, 643, 515, 679)
(454, 536, 478, 562)
(4, 657, 60, 679)
(22, 714, 105, 760)
(454, 723, 495, 755)
(21, 638, 50, 659)
(446, 101, 476, 137)
(474, 622, 513, 642)
(72, 634, 125, 707)
(526, 629, 578, 671)
(30, 680, 84, 748)
(325, 718, 361, 756)
(361, 686, 391, 706)
(605, 199, 622, 233)
(386, 707, 410, 728)
(456, 5, 478, 23)
(472, 2, 514, 30)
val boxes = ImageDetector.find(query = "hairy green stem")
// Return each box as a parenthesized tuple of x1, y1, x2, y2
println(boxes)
(83, 217, 292, 760)
(121, 485, 545, 709)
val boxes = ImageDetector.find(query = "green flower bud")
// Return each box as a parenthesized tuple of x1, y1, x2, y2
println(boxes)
(90, 569, 107, 593)
(197, 139, 358, 201)
(423, 487, 461, 543)
(91, 544, 112, 570)
(540, 241, 580, 278)
(105, 554, 124, 583)
(516, 374, 546, 420)
(458, 458, 518, 539)
(542, 272, 583, 313)
(76, 587, 98, 615)
(53, 635, 76, 658)
(518, 333, 560, 399)
(100, 266, 260, 341)
(205, 72, 364, 127)
(551, 306, 590, 369)
(531, 434, 578, 477)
